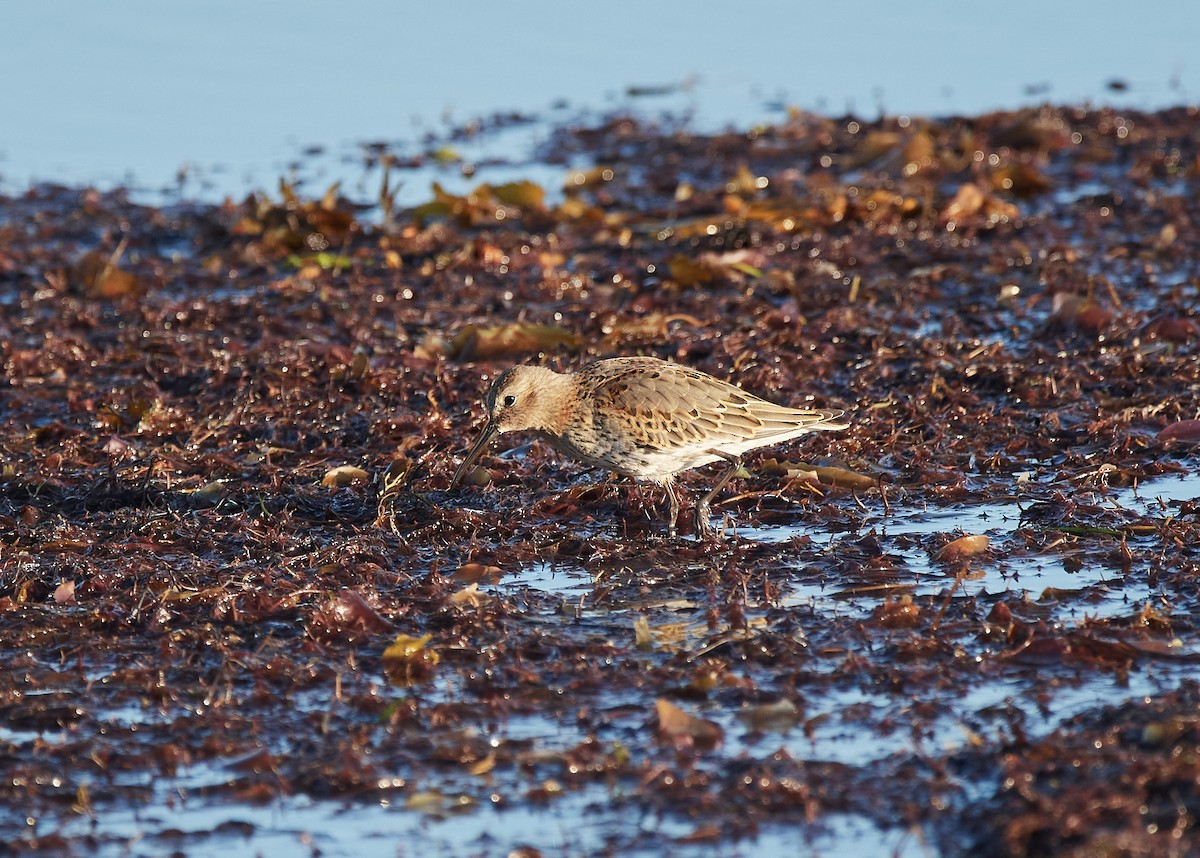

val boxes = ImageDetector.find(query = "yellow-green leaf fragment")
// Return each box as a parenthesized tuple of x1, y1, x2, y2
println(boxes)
(382, 633, 438, 663)
(492, 180, 546, 210)
(322, 465, 369, 487)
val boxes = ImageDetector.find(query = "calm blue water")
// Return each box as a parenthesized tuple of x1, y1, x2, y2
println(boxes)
(1, 0, 1196, 200)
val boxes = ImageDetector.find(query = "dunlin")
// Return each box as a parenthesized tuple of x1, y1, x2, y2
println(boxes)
(450, 356, 847, 538)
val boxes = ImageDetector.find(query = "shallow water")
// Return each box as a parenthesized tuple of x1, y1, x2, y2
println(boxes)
(50, 786, 925, 858)
(2, 1, 1196, 202)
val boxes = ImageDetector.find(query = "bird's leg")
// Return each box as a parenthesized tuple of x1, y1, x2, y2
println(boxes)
(695, 452, 742, 539)
(664, 480, 680, 538)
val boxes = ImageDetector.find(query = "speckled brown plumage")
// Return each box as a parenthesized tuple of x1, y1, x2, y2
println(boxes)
(451, 356, 847, 538)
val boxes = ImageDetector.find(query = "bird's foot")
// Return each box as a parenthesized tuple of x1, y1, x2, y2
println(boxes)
(692, 503, 719, 541)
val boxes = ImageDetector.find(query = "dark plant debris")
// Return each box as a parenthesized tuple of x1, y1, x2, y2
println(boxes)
(2, 103, 1200, 856)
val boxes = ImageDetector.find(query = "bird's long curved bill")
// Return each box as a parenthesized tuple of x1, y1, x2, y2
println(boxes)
(450, 421, 498, 489)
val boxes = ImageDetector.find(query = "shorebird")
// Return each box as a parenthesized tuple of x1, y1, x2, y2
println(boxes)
(450, 356, 847, 538)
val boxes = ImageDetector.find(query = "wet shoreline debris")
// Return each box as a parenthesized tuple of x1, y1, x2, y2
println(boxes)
(2, 103, 1200, 856)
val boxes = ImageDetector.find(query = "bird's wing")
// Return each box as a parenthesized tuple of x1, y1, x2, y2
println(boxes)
(586, 360, 843, 453)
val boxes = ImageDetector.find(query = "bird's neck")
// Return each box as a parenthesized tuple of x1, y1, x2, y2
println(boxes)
(532, 372, 581, 435)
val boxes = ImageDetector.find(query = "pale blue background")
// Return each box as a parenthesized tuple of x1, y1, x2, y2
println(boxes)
(1, 1, 1195, 200)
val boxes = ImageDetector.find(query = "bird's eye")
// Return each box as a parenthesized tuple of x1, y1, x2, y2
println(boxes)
(502, 394, 517, 408)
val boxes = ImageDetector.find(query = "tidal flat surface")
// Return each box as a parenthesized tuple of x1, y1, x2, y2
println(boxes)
(2, 103, 1200, 856)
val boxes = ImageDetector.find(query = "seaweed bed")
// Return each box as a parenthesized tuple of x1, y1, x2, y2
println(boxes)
(3, 104, 1200, 857)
